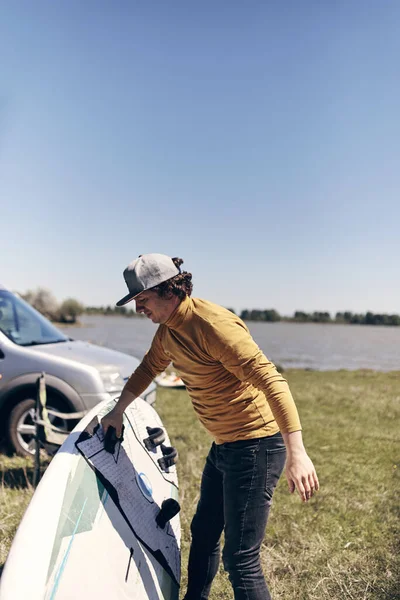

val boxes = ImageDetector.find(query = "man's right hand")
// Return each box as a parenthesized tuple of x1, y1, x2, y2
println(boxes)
(101, 406, 124, 438)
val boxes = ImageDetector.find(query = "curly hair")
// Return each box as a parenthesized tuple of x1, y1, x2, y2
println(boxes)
(151, 257, 193, 300)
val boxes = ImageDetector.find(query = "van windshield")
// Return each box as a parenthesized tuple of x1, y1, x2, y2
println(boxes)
(0, 290, 69, 346)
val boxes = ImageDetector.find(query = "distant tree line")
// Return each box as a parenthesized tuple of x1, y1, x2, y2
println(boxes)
(239, 309, 282, 322)
(85, 305, 143, 317)
(235, 308, 400, 326)
(21, 289, 399, 327)
(335, 312, 400, 326)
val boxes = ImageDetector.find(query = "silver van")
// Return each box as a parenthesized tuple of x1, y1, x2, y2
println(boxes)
(0, 285, 155, 456)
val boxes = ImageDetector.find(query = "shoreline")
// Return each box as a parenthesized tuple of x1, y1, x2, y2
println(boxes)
(56, 314, 400, 329)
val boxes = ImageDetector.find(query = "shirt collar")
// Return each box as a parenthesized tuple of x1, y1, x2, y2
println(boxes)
(165, 295, 192, 329)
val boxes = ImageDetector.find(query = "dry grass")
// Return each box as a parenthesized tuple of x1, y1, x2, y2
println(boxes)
(0, 453, 49, 572)
(1, 370, 399, 599)
(158, 370, 400, 600)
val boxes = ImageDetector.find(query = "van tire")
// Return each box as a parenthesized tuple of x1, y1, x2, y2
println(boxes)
(8, 398, 70, 457)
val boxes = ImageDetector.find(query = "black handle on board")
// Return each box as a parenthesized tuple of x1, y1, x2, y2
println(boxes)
(156, 498, 181, 528)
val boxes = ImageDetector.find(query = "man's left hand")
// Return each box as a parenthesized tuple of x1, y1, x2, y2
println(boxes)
(285, 451, 319, 502)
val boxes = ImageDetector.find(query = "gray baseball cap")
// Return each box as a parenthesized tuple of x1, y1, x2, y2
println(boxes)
(116, 253, 180, 306)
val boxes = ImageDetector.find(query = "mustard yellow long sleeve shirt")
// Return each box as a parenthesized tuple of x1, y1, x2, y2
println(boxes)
(125, 296, 301, 444)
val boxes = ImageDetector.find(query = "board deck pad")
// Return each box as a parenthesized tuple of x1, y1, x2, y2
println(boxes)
(75, 401, 180, 585)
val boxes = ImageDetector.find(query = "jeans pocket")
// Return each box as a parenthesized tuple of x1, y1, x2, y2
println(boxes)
(220, 439, 260, 473)
(265, 447, 286, 501)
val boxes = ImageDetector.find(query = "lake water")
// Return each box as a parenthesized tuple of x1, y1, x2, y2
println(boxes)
(60, 315, 400, 371)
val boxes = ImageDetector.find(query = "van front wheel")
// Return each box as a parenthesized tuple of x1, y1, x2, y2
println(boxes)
(8, 398, 69, 457)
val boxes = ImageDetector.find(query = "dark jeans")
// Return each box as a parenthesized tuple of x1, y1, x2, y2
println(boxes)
(183, 433, 286, 600)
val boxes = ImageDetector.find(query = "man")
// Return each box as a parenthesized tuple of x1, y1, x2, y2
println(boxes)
(102, 253, 319, 600)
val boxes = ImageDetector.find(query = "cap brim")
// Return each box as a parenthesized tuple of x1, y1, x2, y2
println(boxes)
(116, 292, 137, 307)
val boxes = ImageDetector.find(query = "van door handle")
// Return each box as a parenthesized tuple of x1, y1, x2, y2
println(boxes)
(0, 349, 4, 359)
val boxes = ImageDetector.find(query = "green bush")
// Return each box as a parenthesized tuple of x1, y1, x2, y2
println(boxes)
(57, 299, 84, 324)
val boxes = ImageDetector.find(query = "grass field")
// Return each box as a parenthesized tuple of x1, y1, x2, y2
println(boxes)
(1, 369, 399, 599)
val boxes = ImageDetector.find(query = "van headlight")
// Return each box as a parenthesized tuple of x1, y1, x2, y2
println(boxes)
(99, 370, 125, 393)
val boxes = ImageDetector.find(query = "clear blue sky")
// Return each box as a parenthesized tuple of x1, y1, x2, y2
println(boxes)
(1, 1, 399, 315)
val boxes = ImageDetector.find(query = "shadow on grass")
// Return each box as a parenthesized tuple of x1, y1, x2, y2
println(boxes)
(0, 465, 49, 489)
(0, 439, 12, 457)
